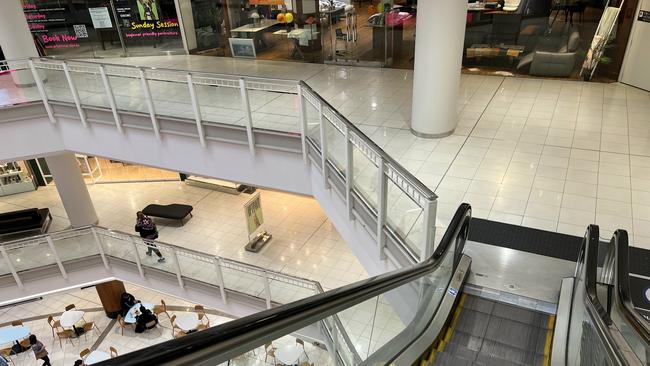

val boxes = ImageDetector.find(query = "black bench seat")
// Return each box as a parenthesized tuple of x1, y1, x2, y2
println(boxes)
(0, 208, 52, 238)
(142, 204, 193, 225)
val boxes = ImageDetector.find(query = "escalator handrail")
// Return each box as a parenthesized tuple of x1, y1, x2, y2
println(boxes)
(613, 229, 650, 345)
(585, 224, 612, 325)
(98, 203, 472, 366)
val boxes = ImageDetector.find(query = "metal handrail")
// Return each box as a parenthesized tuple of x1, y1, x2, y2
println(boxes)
(95, 203, 471, 366)
(612, 230, 650, 345)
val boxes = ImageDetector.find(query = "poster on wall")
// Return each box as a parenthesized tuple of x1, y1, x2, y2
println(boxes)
(89, 7, 113, 29)
(229, 38, 256, 58)
(137, 0, 160, 20)
(22, 2, 79, 50)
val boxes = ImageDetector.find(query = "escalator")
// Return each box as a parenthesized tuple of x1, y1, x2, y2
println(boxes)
(97, 203, 650, 366)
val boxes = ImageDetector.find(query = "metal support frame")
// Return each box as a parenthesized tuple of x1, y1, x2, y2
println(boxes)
(239, 78, 255, 155)
(297, 84, 308, 163)
(130, 236, 145, 278)
(46, 236, 68, 279)
(28, 59, 56, 124)
(263, 271, 272, 309)
(344, 128, 354, 221)
(139, 68, 160, 140)
(91, 227, 110, 270)
(318, 102, 329, 189)
(98, 65, 123, 133)
(214, 258, 228, 303)
(171, 249, 184, 288)
(0, 246, 23, 289)
(61, 61, 87, 127)
(422, 199, 437, 260)
(186, 73, 206, 147)
(377, 158, 388, 260)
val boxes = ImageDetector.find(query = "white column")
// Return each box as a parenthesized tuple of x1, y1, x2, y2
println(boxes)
(0, 0, 40, 86)
(46, 153, 99, 227)
(410, 0, 467, 138)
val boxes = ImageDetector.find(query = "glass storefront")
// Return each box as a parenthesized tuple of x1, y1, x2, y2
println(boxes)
(21, 0, 185, 58)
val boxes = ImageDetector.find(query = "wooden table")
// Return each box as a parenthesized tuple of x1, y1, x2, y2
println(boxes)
(230, 20, 279, 50)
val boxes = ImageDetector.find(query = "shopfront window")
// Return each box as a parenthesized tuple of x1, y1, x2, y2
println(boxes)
(21, 0, 184, 58)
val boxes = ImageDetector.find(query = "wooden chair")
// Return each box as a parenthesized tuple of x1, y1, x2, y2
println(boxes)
(194, 305, 206, 315)
(296, 338, 309, 359)
(116, 314, 133, 336)
(65, 304, 76, 311)
(298, 362, 314, 366)
(264, 343, 277, 364)
(82, 321, 97, 340)
(10, 320, 22, 326)
(170, 315, 186, 339)
(80, 348, 91, 359)
(47, 316, 62, 338)
(109, 346, 118, 358)
(197, 312, 210, 331)
(153, 299, 171, 321)
(55, 329, 75, 348)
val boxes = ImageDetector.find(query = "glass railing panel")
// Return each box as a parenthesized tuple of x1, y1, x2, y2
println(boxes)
(39, 67, 74, 104)
(193, 82, 243, 127)
(268, 278, 318, 304)
(220, 262, 266, 299)
(103, 66, 147, 114)
(304, 94, 321, 145)
(70, 66, 110, 110)
(250, 90, 300, 133)
(324, 117, 346, 173)
(386, 180, 424, 259)
(175, 250, 221, 287)
(0, 60, 41, 107)
(610, 303, 650, 365)
(96, 231, 136, 261)
(51, 231, 99, 262)
(333, 295, 378, 359)
(352, 143, 379, 210)
(130, 237, 177, 274)
(367, 282, 419, 355)
(5, 241, 56, 272)
(144, 70, 194, 120)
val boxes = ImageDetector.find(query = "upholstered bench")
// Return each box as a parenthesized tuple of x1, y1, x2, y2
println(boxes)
(142, 204, 193, 225)
(0, 208, 52, 238)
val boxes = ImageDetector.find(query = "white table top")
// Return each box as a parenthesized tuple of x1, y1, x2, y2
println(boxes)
(124, 303, 154, 324)
(0, 326, 30, 345)
(231, 20, 279, 33)
(60, 310, 85, 327)
(84, 350, 110, 364)
(276, 344, 302, 365)
(174, 313, 199, 332)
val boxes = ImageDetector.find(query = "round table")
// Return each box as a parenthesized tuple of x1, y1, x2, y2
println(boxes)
(0, 326, 30, 346)
(84, 350, 110, 364)
(60, 310, 85, 328)
(276, 344, 302, 365)
(124, 303, 154, 324)
(174, 313, 199, 332)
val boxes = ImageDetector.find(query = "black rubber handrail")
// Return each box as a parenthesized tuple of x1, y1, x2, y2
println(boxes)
(613, 229, 650, 345)
(97, 203, 472, 366)
(585, 224, 612, 325)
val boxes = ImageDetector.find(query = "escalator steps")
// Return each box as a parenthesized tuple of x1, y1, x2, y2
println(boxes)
(491, 302, 552, 329)
(484, 317, 548, 354)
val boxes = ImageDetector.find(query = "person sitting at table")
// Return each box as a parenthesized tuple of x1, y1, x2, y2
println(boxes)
(120, 292, 140, 316)
(134, 305, 158, 333)
(29, 335, 51, 366)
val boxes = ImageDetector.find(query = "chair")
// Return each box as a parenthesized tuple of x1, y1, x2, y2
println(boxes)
(65, 304, 76, 311)
(82, 321, 97, 340)
(10, 320, 22, 326)
(109, 346, 118, 358)
(47, 316, 62, 338)
(153, 300, 171, 321)
(298, 363, 314, 366)
(0, 348, 15, 366)
(264, 343, 277, 364)
(194, 305, 206, 315)
(55, 329, 75, 348)
(170, 315, 186, 339)
(117, 314, 133, 336)
(80, 348, 91, 359)
(197, 313, 210, 331)
(296, 338, 309, 360)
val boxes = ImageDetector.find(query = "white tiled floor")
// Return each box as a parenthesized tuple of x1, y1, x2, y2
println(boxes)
(2, 55, 650, 249)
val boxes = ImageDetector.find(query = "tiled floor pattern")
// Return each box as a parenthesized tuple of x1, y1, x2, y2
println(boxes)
(0, 283, 333, 366)
(2, 55, 650, 248)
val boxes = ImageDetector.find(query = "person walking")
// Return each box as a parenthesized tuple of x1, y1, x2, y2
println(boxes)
(29, 335, 51, 366)
(135, 211, 165, 262)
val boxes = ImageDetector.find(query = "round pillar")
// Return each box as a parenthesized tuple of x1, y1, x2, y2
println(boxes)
(46, 153, 99, 227)
(0, 0, 39, 86)
(410, 0, 467, 138)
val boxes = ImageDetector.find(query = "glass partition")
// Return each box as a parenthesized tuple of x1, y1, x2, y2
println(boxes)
(250, 90, 301, 133)
(386, 180, 424, 258)
(144, 70, 194, 120)
(192, 79, 243, 127)
(103, 66, 148, 114)
(4, 241, 57, 273)
(324, 118, 347, 173)
(52, 231, 99, 263)
(40, 67, 74, 104)
(352, 144, 379, 211)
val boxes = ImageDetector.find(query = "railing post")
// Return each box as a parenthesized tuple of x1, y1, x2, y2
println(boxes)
(377, 158, 387, 260)
(170, 248, 184, 289)
(130, 236, 145, 278)
(422, 199, 438, 260)
(27, 59, 56, 124)
(46, 236, 68, 279)
(186, 73, 206, 147)
(138, 68, 160, 140)
(239, 78, 255, 156)
(331, 318, 339, 363)
(297, 83, 308, 163)
(318, 102, 329, 189)
(90, 227, 110, 270)
(61, 61, 87, 127)
(263, 271, 272, 309)
(214, 258, 228, 304)
(345, 127, 354, 220)
(98, 65, 123, 133)
(0, 246, 23, 289)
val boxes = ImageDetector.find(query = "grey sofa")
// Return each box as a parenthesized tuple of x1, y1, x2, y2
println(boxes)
(517, 30, 580, 77)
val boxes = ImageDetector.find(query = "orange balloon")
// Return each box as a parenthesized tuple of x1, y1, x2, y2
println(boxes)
(285, 12, 294, 23)
(277, 13, 285, 23)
